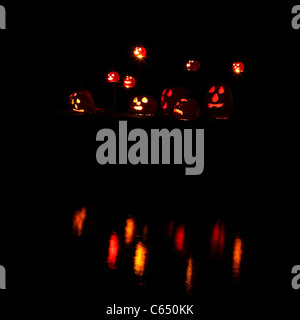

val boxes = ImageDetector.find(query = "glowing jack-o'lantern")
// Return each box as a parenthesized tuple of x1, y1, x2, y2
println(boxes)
(174, 98, 201, 121)
(123, 76, 136, 88)
(161, 87, 190, 114)
(233, 62, 245, 74)
(204, 83, 233, 119)
(107, 71, 120, 83)
(186, 60, 200, 71)
(134, 47, 147, 59)
(69, 90, 96, 113)
(130, 95, 158, 115)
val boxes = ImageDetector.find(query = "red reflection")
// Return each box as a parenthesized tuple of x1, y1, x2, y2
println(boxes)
(210, 220, 225, 258)
(124, 217, 135, 246)
(232, 235, 243, 280)
(174, 224, 185, 252)
(134, 241, 147, 278)
(185, 256, 194, 295)
(72, 207, 87, 237)
(107, 232, 119, 269)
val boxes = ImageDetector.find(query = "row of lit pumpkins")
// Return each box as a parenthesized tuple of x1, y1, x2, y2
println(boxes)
(69, 83, 233, 120)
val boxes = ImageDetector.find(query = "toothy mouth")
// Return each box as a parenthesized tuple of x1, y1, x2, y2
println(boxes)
(208, 103, 224, 109)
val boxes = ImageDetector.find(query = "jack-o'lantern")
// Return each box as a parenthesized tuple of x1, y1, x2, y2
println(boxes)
(69, 90, 96, 113)
(232, 62, 245, 74)
(186, 60, 200, 71)
(124, 76, 136, 88)
(173, 98, 201, 121)
(133, 47, 147, 59)
(161, 87, 190, 114)
(130, 95, 158, 115)
(204, 83, 233, 119)
(107, 71, 120, 83)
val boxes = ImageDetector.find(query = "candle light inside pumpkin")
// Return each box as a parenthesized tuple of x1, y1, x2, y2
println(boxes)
(133, 47, 147, 59)
(233, 62, 245, 74)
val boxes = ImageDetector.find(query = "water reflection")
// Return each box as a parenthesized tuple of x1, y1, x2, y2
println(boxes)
(72, 207, 87, 237)
(134, 241, 147, 281)
(185, 256, 194, 295)
(174, 223, 185, 252)
(210, 219, 225, 258)
(68, 209, 250, 295)
(124, 217, 135, 246)
(107, 232, 120, 269)
(232, 235, 243, 281)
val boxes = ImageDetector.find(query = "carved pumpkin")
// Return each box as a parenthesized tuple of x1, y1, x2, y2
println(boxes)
(130, 95, 158, 115)
(123, 76, 136, 88)
(107, 71, 120, 83)
(173, 98, 201, 121)
(204, 83, 233, 119)
(186, 60, 200, 71)
(161, 87, 190, 114)
(133, 47, 147, 59)
(233, 62, 245, 74)
(69, 90, 95, 113)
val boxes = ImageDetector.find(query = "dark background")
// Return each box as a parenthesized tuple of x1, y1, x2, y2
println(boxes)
(0, 1, 300, 314)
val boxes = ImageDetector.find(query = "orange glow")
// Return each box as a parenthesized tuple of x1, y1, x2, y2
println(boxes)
(134, 241, 147, 277)
(186, 60, 200, 71)
(134, 47, 146, 59)
(72, 207, 87, 237)
(209, 86, 215, 93)
(174, 224, 185, 252)
(124, 217, 135, 246)
(73, 108, 85, 113)
(232, 235, 243, 280)
(107, 232, 119, 269)
(233, 62, 245, 74)
(185, 256, 194, 295)
(174, 108, 184, 115)
(210, 220, 226, 258)
(133, 106, 143, 111)
(107, 71, 120, 83)
(208, 103, 224, 109)
(123, 76, 136, 89)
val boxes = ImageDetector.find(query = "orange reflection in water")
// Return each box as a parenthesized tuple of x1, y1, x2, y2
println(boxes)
(124, 217, 135, 246)
(210, 220, 225, 258)
(232, 235, 243, 280)
(134, 241, 147, 277)
(107, 232, 119, 269)
(72, 207, 87, 237)
(174, 224, 185, 252)
(185, 256, 194, 295)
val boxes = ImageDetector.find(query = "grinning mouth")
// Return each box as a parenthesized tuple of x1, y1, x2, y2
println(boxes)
(208, 103, 224, 109)
(133, 106, 143, 111)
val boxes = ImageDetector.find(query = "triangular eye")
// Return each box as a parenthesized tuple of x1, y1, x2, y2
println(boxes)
(209, 86, 215, 93)
(218, 86, 225, 94)
(167, 89, 173, 97)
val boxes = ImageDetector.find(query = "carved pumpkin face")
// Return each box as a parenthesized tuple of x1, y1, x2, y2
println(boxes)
(130, 95, 158, 115)
(186, 60, 200, 71)
(69, 90, 95, 113)
(124, 76, 136, 88)
(204, 83, 233, 119)
(161, 87, 190, 114)
(107, 71, 120, 83)
(134, 47, 146, 59)
(173, 98, 201, 121)
(233, 62, 244, 74)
